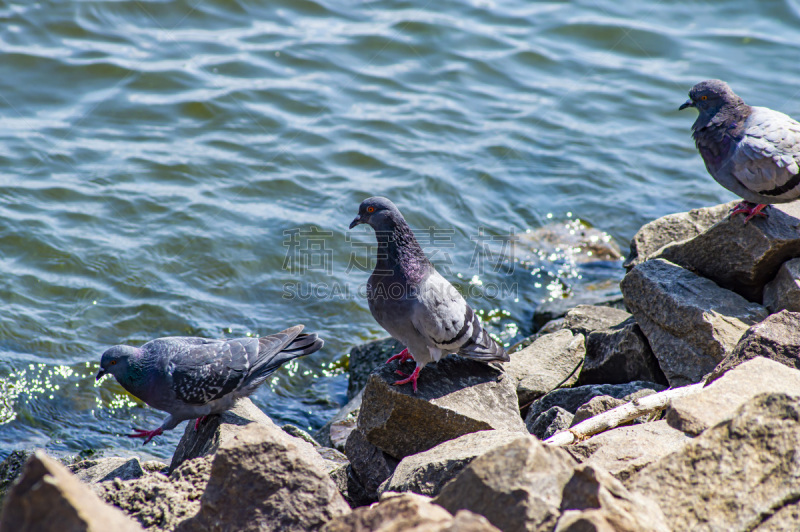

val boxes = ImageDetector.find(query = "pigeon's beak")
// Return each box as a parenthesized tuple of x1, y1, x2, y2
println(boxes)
(349, 215, 362, 229)
(679, 99, 694, 111)
(96, 368, 106, 381)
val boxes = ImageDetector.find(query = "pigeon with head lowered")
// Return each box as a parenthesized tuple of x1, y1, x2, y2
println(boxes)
(97, 325, 323, 444)
(680, 79, 800, 222)
(349, 196, 508, 393)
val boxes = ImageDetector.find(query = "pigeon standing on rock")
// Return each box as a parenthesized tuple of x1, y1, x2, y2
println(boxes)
(680, 79, 800, 222)
(349, 196, 508, 392)
(96, 325, 323, 444)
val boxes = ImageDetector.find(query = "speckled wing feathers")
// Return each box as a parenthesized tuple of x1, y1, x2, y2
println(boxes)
(165, 325, 314, 405)
(169, 338, 259, 405)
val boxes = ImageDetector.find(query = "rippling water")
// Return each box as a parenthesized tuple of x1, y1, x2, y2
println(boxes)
(2, 0, 800, 460)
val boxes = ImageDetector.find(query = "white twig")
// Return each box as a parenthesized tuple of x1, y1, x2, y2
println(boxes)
(544, 382, 705, 446)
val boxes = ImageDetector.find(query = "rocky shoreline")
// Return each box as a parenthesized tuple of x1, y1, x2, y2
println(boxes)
(4, 201, 800, 531)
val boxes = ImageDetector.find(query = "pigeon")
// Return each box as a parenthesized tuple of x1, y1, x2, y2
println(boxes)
(680, 79, 800, 222)
(348, 196, 508, 392)
(96, 325, 323, 444)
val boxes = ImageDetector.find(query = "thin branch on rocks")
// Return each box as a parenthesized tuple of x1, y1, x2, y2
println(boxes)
(544, 382, 705, 446)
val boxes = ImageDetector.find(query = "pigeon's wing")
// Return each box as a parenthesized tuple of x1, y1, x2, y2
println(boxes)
(730, 107, 800, 200)
(166, 337, 261, 406)
(243, 326, 323, 387)
(410, 271, 507, 362)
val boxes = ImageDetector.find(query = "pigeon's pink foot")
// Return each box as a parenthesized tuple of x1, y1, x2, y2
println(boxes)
(128, 427, 163, 445)
(392, 366, 421, 393)
(730, 202, 769, 223)
(385, 348, 412, 364)
(194, 416, 209, 431)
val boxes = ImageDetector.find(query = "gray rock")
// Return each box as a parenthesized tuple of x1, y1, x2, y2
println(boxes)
(667, 357, 800, 436)
(533, 290, 625, 331)
(357, 356, 525, 460)
(580, 318, 665, 386)
(169, 397, 273, 473)
(69, 457, 144, 484)
(565, 420, 692, 485)
(554, 464, 670, 532)
(0, 451, 144, 532)
(322, 492, 501, 532)
(525, 382, 665, 430)
(0, 450, 32, 505)
(433, 436, 577, 532)
(281, 424, 320, 446)
(630, 393, 800, 531)
(763, 258, 800, 312)
(653, 202, 800, 302)
(624, 202, 734, 270)
(537, 317, 566, 335)
(96, 456, 212, 530)
(563, 305, 632, 336)
(347, 337, 404, 400)
(380, 430, 528, 497)
(315, 447, 351, 505)
(314, 390, 363, 452)
(344, 429, 397, 504)
(505, 330, 586, 406)
(177, 423, 350, 532)
(707, 310, 800, 384)
(621, 259, 768, 386)
(527, 406, 574, 440)
(170, 397, 352, 505)
(570, 395, 627, 427)
(508, 318, 565, 354)
(141, 460, 168, 474)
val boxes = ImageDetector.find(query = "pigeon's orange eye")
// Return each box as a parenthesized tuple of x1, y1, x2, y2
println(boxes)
(367, 206, 375, 213)
(701, 95, 708, 101)
(110, 360, 117, 365)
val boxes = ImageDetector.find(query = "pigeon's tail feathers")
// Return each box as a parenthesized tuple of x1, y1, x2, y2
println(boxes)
(456, 313, 509, 363)
(244, 326, 322, 387)
(281, 332, 324, 358)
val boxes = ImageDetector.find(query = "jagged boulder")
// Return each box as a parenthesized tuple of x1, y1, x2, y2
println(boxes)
(96, 456, 212, 530)
(322, 492, 500, 532)
(763, 258, 800, 312)
(706, 310, 800, 384)
(527, 406, 574, 440)
(667, 357, 800, 436)
(554, 464, 669, 532)
(357, 357, 525, 460)
(563, 305, 632, 337)
(579, 318, 665, 385)
(565, 420, 691, 484)
(314, 390, 363, 451)
(176, 423, 349, 532)
(347, 337, 404, 399)
(170, 397, 273, 472)
(344, 429, 397, 504)
(0, 451, 144, 532)
(69, 457, 145, 484)
(505, 329, 586, 405)
(621, 259, 767, 385)
(433, 436, 577, 532)
(525, 382, 665, 435)
(533, 291, 625, 331)
(631, 393, 800, 531)
(624, 202, 734, 270)
(652, 202, 800, 302)
(380, 430, 528, 497)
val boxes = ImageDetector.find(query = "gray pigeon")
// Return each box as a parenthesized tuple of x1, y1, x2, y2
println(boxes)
(349, 196, 508, 392)
(96, 325, 323, 444)
(680, 79, 800, 222)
